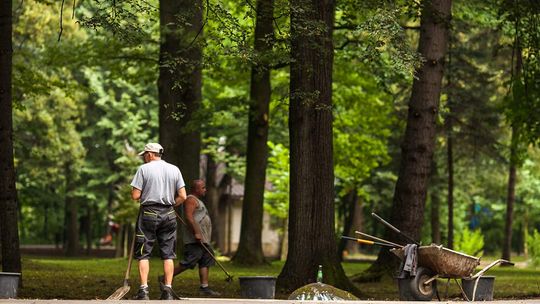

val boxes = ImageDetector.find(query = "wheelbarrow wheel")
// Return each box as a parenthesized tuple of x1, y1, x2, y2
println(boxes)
(409, 267, 437, 301)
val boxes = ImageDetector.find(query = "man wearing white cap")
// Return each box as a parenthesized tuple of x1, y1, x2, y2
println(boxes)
(130, 142, 187, 300)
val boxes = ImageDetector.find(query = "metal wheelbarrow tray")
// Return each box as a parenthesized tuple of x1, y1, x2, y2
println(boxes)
(390, 244, 480, 278)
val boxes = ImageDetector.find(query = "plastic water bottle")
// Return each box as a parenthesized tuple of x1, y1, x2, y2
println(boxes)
(317, 265, 323, 283)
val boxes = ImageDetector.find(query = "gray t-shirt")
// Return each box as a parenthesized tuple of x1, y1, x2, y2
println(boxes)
(130, 160, 185, 206)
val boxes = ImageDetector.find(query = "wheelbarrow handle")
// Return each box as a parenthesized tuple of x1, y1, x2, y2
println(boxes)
(471, 259, 514, 279)
(371, 213, 419, 245)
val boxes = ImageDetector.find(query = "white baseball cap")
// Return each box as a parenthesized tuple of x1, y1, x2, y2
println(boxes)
(138, 143, 164, 156)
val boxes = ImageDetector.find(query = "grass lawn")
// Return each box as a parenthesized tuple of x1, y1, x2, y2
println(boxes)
(17, 255, 540, 300)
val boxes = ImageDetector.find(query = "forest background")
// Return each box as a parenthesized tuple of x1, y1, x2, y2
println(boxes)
(1, 0, 540, 296)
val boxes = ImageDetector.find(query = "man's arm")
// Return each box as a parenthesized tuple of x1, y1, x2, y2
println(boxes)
(131, 187, 141, 201)
(175, 187, 187, 207)
(184, 196, 202, 241)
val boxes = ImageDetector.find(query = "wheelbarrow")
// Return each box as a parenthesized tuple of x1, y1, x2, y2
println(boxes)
(391, 244, 513, 301)
(364, 213, 514, 301)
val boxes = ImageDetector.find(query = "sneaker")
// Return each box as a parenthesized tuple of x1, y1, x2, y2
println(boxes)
(158, 275, 165, 291)
(160, 286, 175, 300)
(134, 286, 149, 300)
(199, 286, 221, 296)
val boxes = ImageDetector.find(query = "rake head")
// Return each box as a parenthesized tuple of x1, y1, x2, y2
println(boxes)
(107, 279, 130, 300)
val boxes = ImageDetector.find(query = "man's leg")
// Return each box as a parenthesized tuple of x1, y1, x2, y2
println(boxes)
(198, 267, 220, 296)
(135, 259, 150, 300)
(139, 259, 150, 286)
(199, 267, 209, 286)
(173, 263, 188, 276)
(163, 259, 174, 285)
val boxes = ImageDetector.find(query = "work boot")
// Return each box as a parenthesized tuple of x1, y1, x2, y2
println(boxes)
(160, 286, 175, 300)
(199, 286, 220, 296)
(134, 286, 149, 300)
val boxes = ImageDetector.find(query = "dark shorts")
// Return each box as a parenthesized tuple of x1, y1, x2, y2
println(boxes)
(134, 205, 177, 260)
(180, 243, 215, 269)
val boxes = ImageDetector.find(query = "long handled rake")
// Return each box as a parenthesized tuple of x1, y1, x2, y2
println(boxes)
(174, 211, 234, 282)
(107, 225, 137, 300)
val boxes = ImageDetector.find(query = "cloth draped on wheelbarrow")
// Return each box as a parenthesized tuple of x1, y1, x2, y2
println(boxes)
(397, 244, 418, 278)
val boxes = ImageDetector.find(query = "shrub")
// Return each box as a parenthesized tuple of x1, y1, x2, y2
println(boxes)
(455, 228, 484, 257)
(526, 229, 540, 267)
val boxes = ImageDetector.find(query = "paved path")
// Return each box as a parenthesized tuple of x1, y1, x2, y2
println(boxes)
(1, 299, 540, 303)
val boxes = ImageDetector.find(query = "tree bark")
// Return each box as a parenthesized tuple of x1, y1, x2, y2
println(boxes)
(447, 115, 454, 249)
(430, 186, 441, 244)
(204, 155, 222, 247)
(277, 0, 358, 294)
(65, 165, 79, 256)
(158, 0, 203, 185)
(345, 192, 363, 256)
(502, 46, 523, 262)
(0, 0, 22, 272)
(233, 0, 274, 265)
(502, 128, 517, 261)
(368, 0, 452, 274)
(85, 204, 92, 255)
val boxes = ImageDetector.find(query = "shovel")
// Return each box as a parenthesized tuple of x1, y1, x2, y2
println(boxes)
(371, 212, 419, 245)
(107, 218, 138, 300)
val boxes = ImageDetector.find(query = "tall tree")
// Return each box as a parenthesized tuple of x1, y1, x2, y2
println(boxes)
(64, 164, 79, 256)
(158, 0, 203, 184)
(502, 47, 522, 261)
(0, 0, 22, 272)
(277, 0, 356, 293)
(369, 0, 452, 272)
(497, 0, 540, 259)
(446, 39, 455, 249)
(233, 0, 274, 265)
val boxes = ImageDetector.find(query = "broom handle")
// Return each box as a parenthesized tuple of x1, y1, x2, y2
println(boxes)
(124, 210, 140, 282)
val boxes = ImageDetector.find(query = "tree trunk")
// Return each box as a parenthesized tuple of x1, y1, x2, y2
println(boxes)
(447, 115, 454, 249)
(0, 0, 21, 273)
(278, 217, 288, 261)
(114, 225, 124, 258)
(277, 0, 357, 294)
(502, 46, 523, 262)
(86, 204, 92, 255)
(345, 193, 363, 256)
(502, 128, 517, 261)
(430, 187, 441, 244)
(233, 0, 274, 265)
(368, 0, 452, 274)
(158, 0, 202, 185)
(43, 204, 49, 240)
(65, 165, 79, 256)
(204, 155, 221, 247)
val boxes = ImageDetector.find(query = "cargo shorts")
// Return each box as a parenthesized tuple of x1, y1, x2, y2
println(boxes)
(134, 205, 177, 260)
(180, 243, 215, 269)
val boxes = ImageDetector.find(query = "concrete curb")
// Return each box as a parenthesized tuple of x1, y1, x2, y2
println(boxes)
(1, 299, 540, 304)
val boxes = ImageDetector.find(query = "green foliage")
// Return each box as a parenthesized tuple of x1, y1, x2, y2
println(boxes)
(526, 229, 540, 267)
(455, 228, 485, 257)
(77, 0, 157, 44)
(333, 60, 394, 195)
(497, 0, 540, 145)
(264, 142, 290, 220)
(335, 1, 421, 87)
(202, 136, 246, 181)
(9, 0, 540, 260)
